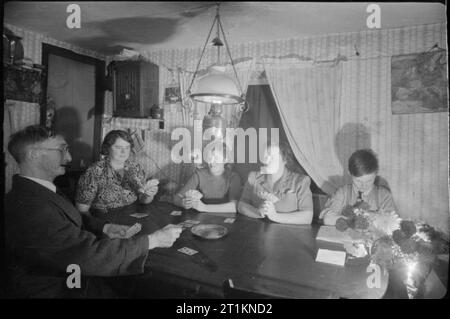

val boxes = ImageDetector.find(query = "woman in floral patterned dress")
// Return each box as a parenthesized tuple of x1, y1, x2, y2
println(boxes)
(75, 130, 158, 216)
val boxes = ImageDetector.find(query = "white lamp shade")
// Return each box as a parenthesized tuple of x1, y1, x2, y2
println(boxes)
(190, 65, 244, 104)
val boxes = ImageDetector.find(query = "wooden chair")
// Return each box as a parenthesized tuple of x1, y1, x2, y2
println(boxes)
(312, 193, 328, 225)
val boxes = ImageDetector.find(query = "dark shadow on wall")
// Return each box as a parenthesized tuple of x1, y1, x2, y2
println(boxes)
(328, 122, 390, 190)
(72, 17, 181, 54)
(54, 106, 93, 169)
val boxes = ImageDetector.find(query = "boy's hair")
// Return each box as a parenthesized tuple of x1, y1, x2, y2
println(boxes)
(348, 149, 379, 177)
(100, 130, 134, 156)
(8, 125, 56, 164)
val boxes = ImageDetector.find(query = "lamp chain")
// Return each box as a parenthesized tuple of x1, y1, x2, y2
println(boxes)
(187, 14, 218, 94)
(216, 3, 221, 64)
(187, 2, 245, 104)
(218, 18, 244, 96)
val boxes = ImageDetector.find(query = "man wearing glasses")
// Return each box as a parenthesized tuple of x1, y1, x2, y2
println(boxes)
(4, 125, 182, 298)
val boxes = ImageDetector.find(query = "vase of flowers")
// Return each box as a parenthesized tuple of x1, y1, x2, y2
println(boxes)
(335, 202, 448, 299)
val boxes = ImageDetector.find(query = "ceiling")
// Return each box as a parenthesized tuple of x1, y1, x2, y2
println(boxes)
(4, 2, 446, 55)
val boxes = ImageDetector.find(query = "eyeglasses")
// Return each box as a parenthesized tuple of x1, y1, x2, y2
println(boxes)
(36, 145, 70, 155)
(111, 145, 131, 151)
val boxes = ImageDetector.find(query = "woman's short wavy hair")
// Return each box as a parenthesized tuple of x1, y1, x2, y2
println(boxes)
(100, 130, 134, 156)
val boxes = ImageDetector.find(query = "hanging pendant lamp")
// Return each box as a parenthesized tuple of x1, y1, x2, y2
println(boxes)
(187, 3, 245, 105)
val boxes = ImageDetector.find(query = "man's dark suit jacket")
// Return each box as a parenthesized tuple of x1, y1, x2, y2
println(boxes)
(4, 175, 149, 298)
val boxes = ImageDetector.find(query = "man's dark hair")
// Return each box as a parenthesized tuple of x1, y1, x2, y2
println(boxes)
(8, 125, 56, 164)
(100, 130, 134, 156)
(348, 149, 379, 177)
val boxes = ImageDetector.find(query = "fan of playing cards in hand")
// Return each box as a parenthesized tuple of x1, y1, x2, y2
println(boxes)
(184, 189, 203, 201)
(136, 178, 159, 197)
(177, 189, 204, 209)
(258, 190, 279, 203)
(258, 190, 280, 218)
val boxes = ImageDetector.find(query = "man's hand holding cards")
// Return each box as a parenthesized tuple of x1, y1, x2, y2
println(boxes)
(103, 223, 133, 239)
(147, 224, 183, 249)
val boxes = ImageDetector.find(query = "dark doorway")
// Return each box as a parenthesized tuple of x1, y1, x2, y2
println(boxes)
(41, 44, 105, 168)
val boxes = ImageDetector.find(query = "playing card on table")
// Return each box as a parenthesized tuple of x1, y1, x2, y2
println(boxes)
(171, 210, 182, 216)
(130, 213, 149, 219)
(178, 247, 198, 256)
(224, 218, 235, 224)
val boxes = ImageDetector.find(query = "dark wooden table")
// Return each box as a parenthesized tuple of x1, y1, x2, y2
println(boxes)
(103, 202, 388, 299)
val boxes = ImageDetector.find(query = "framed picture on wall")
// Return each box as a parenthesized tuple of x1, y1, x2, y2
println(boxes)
(391, 49, 448, 114)
(164, 86, 182, 104)
(4, 66, 43, 103)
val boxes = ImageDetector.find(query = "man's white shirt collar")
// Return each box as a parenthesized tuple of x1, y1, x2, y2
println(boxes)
(21, 175, 57, 193)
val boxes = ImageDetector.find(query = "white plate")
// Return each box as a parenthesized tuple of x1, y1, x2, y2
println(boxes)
(191, 224, 228, 239)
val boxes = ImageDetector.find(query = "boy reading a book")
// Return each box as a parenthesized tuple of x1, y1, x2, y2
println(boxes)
(320, 149, 396, 226)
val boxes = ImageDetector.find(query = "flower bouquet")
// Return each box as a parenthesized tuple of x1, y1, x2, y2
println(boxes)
(335, 203, 449, 298)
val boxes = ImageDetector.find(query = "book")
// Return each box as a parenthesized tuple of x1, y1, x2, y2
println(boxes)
(316, 225, 365, 244)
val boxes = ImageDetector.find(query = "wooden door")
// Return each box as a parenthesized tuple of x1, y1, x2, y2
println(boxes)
(42, 44, 105, 170)
(47, 54, 95, 168)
